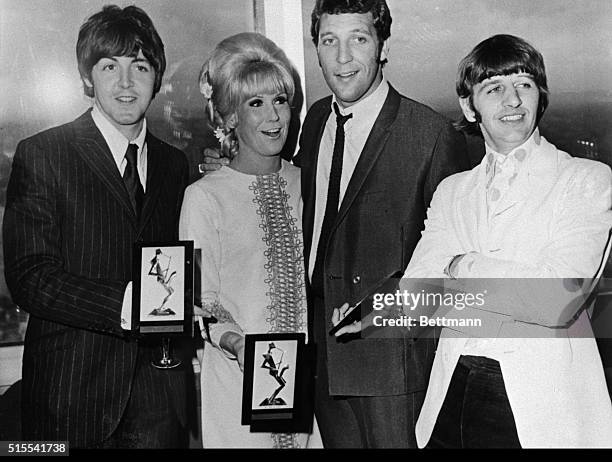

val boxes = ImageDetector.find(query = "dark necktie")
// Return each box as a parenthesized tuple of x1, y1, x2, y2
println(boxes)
(123, 143, 144, 217)
(311, 102, 353, 296)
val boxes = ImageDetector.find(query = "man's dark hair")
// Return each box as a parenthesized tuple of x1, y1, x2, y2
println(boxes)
(311, 0, 391, 62)
(76, 5, 166, 98)
(455, 34, 549, 136)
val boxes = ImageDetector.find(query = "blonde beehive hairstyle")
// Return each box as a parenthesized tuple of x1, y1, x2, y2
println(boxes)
(199, 32, 296, 159)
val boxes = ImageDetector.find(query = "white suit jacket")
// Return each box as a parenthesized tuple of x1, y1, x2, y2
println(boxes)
(404, 135, 612, 448)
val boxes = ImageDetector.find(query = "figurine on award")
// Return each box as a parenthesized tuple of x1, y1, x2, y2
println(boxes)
(132, 242, 194, 370)
(259, 343, 290, 406)
(148, 249, 177, 316)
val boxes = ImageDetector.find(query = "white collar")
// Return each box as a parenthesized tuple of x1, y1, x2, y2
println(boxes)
(331, 77, 389, 120)
(91, 104, 147, 164)
(484, 128, 541, 177)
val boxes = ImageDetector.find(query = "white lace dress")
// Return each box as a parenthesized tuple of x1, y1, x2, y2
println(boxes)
(179, 160, 321, 448)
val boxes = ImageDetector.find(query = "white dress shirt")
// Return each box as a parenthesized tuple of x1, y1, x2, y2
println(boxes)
(91, 103, 148, 191)
(308, 78, 390, 278)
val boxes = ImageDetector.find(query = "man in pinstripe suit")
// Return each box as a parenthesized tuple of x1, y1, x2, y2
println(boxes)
(3, 6, 194, 448)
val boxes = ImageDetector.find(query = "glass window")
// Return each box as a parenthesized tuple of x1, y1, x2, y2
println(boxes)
(301, 0, 612, 165)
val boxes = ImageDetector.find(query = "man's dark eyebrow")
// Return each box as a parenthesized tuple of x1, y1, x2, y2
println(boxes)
(102, 56, 150, 63)
(480, 77, 503, 85)
(320, 27, 372, 36)
(349, 27, 373, 35)
(481, 73, 534, 84)
(475, 77, 503, 94)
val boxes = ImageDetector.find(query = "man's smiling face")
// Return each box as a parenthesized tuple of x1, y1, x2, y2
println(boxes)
(460, 72, 540, 154)
(85, 50, 155, 140)
(316, 12, 388, 109)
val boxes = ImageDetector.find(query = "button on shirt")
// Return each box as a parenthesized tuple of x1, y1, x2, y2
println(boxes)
(308, 79, 390, 279)
(91, 104, 148, 192)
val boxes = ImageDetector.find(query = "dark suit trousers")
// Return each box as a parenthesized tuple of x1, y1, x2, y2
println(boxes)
(95, 343, 189, 449)
(426, 355, 521, 449)
(312, 296, 423, 448)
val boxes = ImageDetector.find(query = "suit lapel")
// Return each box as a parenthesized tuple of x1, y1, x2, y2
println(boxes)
(522, 137, 559, 200)
(335, 86, 401, 226)
(71, 110, 137, 224)
(303, 99, 332, 269)
(490, 172, 529, 219)
(137, 133, 166, 236)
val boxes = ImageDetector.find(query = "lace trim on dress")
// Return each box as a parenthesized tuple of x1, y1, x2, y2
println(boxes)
(250, 172, 307, 448)
(250, 173, 306, 334)
(272, 432, 300, 449)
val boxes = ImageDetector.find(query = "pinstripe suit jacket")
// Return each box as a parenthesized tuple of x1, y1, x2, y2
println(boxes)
(3, 110, 192, 447)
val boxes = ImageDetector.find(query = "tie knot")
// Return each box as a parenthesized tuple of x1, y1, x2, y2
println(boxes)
(125, 143, 138, 166)
(333, 102, 352, 127)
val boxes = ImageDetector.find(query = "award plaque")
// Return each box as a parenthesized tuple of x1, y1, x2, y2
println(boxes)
(132, 241, 194, 336)
(241, 333, 314, 433)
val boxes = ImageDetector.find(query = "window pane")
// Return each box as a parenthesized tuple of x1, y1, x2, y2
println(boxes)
(301, 0, 612, 165)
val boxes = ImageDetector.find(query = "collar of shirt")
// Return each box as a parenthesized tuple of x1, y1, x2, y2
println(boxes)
(330, 77, 390, 138)
(323, 77, 390, 197)
(91, 104, 148, 190)
(484, 128, 541, 189)
(308, 78, 389, 278)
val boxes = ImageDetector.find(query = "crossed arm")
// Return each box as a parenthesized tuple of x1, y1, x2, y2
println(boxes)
(334, 162, 612, 335)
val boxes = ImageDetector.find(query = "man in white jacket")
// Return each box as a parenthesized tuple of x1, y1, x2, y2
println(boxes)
(333, 34, 612, 448)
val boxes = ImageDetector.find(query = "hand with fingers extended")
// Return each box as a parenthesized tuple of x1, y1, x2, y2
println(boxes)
(198, 147, 229, 174)
(331, 301, 393, 337)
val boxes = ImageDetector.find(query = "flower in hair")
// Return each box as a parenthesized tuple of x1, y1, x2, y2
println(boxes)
(213, 127, 226, 145)
(200, 80, 213, 99)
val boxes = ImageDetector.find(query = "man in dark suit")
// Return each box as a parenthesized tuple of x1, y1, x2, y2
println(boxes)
(3, 5, 193, 448)
(296, 0, 469, 448)
(199, 0, 469, 447)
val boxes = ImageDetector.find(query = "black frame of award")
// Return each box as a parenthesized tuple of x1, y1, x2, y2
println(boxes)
(132, 240, 194, 336)
(241, 332, 314, 433)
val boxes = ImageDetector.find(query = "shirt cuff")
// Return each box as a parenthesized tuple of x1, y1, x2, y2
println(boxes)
(445, 254, 466, 279)
(456, 253, 478, 278)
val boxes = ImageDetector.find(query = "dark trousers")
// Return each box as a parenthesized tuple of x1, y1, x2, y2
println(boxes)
(427, 355, 521, 449)
(312, 296, 423, 448)
(315, 354, 424, 448)
(96, 345, 188, 449)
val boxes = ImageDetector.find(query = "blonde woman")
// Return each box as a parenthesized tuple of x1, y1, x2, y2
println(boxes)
(179, 33, 320, 448)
